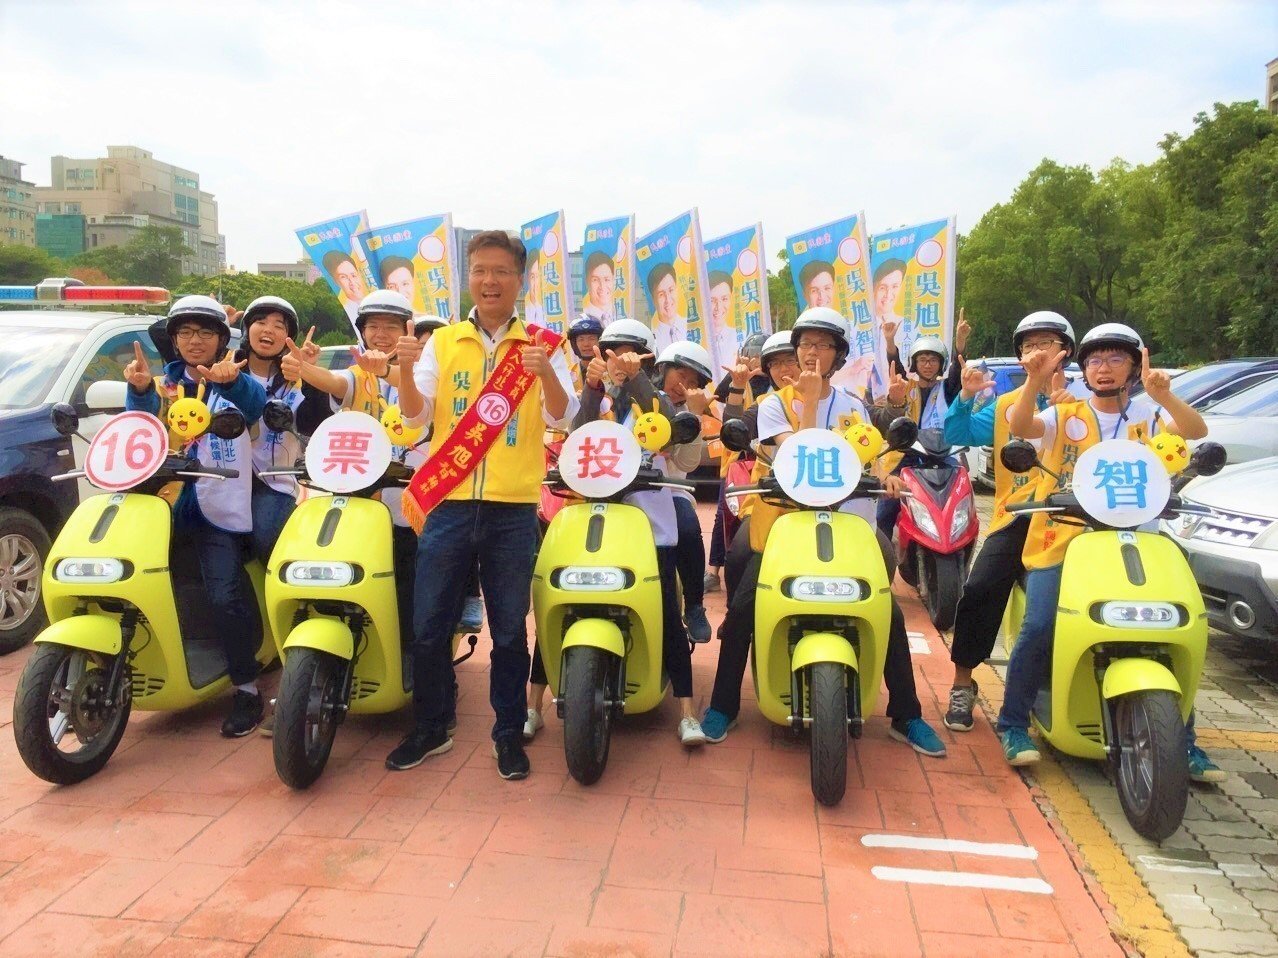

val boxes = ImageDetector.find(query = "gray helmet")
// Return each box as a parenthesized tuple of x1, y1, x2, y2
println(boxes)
(165, 294, 231, 350)
(908, 335, 947, 375)
(738, 332, 768, 362)
(1012, 310, 1075, 360)
(790, 306, 850, 372)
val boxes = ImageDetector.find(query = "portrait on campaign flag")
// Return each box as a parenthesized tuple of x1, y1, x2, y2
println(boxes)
(786, 213, 879, 398)
(869, 216, 957, 370)
(296, 210, 371, 321)
(635, 209, 711, 357)
(353, 214, 459, 322)
(521, 210, 573, 335)
(704, 223, 771, 371)
(580, 215, 636, 325)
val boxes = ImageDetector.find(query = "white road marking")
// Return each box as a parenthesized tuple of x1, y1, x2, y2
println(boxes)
(871, 866, 1053, 895)
(907, 631, 930, 654)
(861, 834, 1038, 860)
(1136, 854, 1223, 875)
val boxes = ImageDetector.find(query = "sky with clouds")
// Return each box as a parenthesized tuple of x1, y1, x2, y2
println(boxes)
(2, 0, 1274, 271)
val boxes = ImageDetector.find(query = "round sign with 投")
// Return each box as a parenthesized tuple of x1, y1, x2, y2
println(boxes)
(1072, 438, 1171, 528)
(558, 420, 642, 499)
(773, 428, 862, 508)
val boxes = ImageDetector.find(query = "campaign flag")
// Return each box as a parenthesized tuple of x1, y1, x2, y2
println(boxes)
(520, 210, 572, 335)
(635, 209, 711, 359)
(786, 213, 878, 398)
(869, 216, 957, 374)
(296, 210, 370, 321)
(580, 215, 636, 325)
(353, 214, 459, 322)
(703, 223, 771, 371)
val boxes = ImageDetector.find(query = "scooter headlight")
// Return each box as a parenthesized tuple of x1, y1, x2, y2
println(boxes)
(558, 566, 627, 591)
(905, 498, 940, 539)
(1097, 601, 1180, 629)
(786, 576, 864, 602)
(951, 498, 973, 538)
(55, 558, 125, 583)
(284, 562, 356, 588)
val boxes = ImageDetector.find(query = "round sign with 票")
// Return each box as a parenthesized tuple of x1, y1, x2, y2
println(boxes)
(773, 428, 862, 508)
(85, 411, 169, 491)
(1072, 439, 1171, 529)
(305, 411, 393, 494)
(559, 420, 642, 499)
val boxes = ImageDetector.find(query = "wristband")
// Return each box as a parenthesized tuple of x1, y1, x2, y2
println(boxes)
(728, 387, 745, 395)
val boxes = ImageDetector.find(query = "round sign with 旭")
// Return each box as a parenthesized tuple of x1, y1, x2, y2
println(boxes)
(773, 428, 863, 508)
(305, 411, 393, 494)
(85, 411, 170, 492)
(1072, 439, 1171, 529)
(559, 420, 642, 499)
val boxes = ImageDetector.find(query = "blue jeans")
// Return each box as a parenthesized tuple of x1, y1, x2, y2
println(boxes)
(997, 563, 1064, 732)
(250, 482, 295, 566)
(173, 522, 262, 686)
(411, 501, 538, 741)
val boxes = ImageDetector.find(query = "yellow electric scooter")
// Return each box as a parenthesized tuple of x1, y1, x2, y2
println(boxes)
(13, 404, 274, 785)
(258, 403, 475, 789)
(999, 436, 1226, 841)
(721, 417, 919, 806)
(532, 410, 700, 786)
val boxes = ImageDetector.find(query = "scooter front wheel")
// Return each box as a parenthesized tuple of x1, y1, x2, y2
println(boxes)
(920, 552, 962, 633)
(1113, 690, 1188, 842)
(274, 648, 345, 790)
(13, 642, 131, 785)
(562, 645, 617, 786)
(809, 662, 848, 806)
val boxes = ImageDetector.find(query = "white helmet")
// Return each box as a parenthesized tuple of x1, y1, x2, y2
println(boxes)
(790, 306, 850, 372)
(354, 290, 414, 343)
(1078, 323, 1144, 394)
(165, 294, 231, 349)
(760, 330, 796, 370)
(656, 340, 714, 386)
(1013, 311, 1075, 360)
(598, 318, 656, 355)
(412, 315, 448, 336)
(908, 335, 947, 374)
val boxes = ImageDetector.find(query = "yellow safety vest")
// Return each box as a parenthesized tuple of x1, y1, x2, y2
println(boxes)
(988, 387, 1041, 535)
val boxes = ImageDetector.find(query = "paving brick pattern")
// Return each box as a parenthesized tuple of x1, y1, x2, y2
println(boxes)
(0, 501, 1130, 956)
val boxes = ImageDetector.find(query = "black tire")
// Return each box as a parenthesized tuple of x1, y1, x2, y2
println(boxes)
(809, 662, 848, 806)
(920, 552, 962, 633)
(1113, 690, 1189, 842)
(273, 648, 345, 790)
(0, 507, 52, 655)
(562, 645, 616, 786)
(13, 643, 131, 785)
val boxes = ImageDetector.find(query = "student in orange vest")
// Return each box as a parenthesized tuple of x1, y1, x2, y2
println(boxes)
(394, 231, 578, 780)
(998, 324, 1221, 783)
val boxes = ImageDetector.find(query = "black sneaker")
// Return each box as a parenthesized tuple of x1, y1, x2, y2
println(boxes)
(386, 726, 453, 771)
(685, 605, 712, 644)
(493, 735, 530, 780)
(944, 681, 978, 732)
(221, 690, 264, 738)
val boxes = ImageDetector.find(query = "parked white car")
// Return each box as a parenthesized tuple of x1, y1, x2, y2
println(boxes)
(1194, 377, 1278, 469)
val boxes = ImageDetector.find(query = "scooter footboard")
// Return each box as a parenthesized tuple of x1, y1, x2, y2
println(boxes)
(35, 614, 122, 655)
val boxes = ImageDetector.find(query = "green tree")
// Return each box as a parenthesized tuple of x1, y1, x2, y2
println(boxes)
(0, 244, 63, 284)
(172, 272, 348, 341)
(73, 225, 191, 288)
(768, 248, 798, 330)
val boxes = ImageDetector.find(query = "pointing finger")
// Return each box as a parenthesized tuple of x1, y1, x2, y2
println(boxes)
(133, 340, 147, 365)
(303, 326, 316, 345)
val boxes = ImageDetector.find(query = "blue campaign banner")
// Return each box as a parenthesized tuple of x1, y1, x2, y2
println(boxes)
(295, 210, 370, 320)
(580, 215, 636, 324)
(353, 214, 459, 323)
(635, 209, 710, 358)
(521, 210, 572, 335)
(868, 216, 957, 361)
(703, 223, 771, 371)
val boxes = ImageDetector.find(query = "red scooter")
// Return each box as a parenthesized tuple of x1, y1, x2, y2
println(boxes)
(893, 428, 979, 631)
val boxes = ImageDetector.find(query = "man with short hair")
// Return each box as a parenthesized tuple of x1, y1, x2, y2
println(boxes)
(583, 251, 616, 324)
(379, 255, 416, 305)
(706, 270, 740, 372)
(799, 260, 836, 309)
(323, 250, 367, 320)
(648, 263, 687, 354)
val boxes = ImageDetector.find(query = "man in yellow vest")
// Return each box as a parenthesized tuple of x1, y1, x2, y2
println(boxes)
(394, 230, 578, 779)
(998, 323, 1216, 776)
(941, 311, 1080, 732)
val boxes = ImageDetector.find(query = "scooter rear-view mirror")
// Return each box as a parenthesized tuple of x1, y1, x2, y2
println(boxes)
(51, 403, 81, 438)
(667, 411, 702, 447)
(885, 417, 919, 452)
(261, 399, 296, 435)
(720, 418, 752, 454)
(207, 409, 247, 441)
(1188, 441, 1227, 478)
(1000, 439, 1039, 474)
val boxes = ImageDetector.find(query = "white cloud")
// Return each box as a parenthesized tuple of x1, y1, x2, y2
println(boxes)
(1, 0, 1272, 272)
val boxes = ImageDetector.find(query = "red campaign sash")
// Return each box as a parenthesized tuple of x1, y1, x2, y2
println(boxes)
(402, 324, 563, 533)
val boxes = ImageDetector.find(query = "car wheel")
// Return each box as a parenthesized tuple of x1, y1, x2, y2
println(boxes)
(0, 507, 51, 655)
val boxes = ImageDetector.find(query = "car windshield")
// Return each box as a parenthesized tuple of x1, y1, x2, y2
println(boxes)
(1206, 378, 1278, 418)
(1153, 361, 1254, 402)
(0, 327, 86, 410)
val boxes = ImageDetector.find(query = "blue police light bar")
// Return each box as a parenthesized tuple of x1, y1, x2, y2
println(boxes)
(0, 286, 39, 302)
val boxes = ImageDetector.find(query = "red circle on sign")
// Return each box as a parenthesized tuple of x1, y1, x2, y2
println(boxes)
(84, 412, 169, 492)
(476, 394, 511, 426)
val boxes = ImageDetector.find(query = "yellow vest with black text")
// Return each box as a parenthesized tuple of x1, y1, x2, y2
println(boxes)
(988, 387, 1042, 535)
(428, 321, 548, 504)
(1022, 400, 1154, 570)
(880, 379, 948, 474)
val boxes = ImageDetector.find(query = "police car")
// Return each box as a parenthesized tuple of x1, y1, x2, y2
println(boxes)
(0, 278, 237, 653)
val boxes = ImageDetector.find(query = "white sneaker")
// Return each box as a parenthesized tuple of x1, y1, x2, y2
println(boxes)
(523, 708, 544, 741)
(679, 716, 707, 747)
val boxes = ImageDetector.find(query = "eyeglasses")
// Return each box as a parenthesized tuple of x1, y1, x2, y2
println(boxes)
(795, 341, 835, 353)
(1085, 354, 1131, 370)
(469, 267, 519, 280)
(175, 328, 219, 342)
(1021, 339, 1065, 352)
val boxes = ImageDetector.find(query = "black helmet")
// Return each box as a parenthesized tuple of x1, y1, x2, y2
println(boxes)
(567, 316, 605, 358)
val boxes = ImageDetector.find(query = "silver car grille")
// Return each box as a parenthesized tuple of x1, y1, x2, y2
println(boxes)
(1190, 507, 1274, 547)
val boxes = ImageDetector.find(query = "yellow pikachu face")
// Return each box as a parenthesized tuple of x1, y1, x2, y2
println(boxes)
(1148, 432, 1189, 475)
(844, 422, 883, 465)
(167, 382, 210, 441)
(379, 398, 424, 447)
(630, 398, 671, 452)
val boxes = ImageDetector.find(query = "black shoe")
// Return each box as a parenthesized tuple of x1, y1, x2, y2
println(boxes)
(221, 690, 264, 738)
(944, 681, 978, 732)
(493, 735, 530, 780)
(685, 605, 712, 644)
(386, 726, 453, 771)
